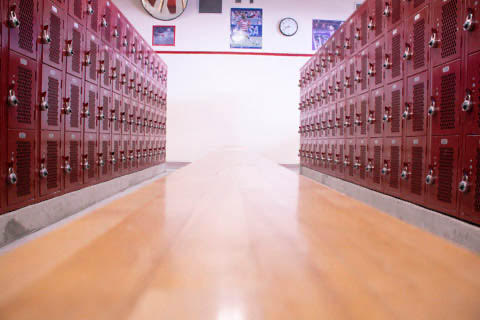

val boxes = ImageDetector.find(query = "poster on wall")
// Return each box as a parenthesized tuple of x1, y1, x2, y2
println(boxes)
(312, 20, 343, 50)
(230, 8, 263, 49)
(152, 25, 176, 46)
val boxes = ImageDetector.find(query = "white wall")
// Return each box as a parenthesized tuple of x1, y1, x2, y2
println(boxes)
(113, 0, 355, 163)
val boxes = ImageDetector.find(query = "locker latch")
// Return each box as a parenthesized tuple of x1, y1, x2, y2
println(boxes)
(383, 2, 391, 17)
(461, 90, 473, 112)
(320, 152, 326, 162)
(110, 67, 118, 80)
(367, 111, 376, 125)
(82, 155, 90, 170)
(365, 159, 374, 173)
(39, 92, 49, 111)
(381, 161, 390, 175)
(7, 5, 20, 28)
(101, 15, 108, 28)
(65, 40, 74, 56)
(136, 83, 142, 94)
(403, 44, 412, 60)
(354, 114, 362, 127)
(82, 103, 91, 118)
(63, 98, 73, 115)
(383, 55, 392, 69)
(328, 86, 334, 96)
(39, 158, 48, 179)
(458, 174, 470, 193)
(427, 98, 437, 116)
(86, 1, 94, 15)
(120, 73, 127, 85)
(354, 70, 362, 83)
(131, 43, 137, 54)
(122, 36, 129, 48)
(110, 110, 117, 122)
(335, 118, 341, 128)
(343, 116, 351, 128)
(7, 82, 19, 107)
(138, 52, 143, 61)
(463, 9, 475, 32)
(120, 112, 126, 123)
(367, 17, 375, 31)
(327, 153, 333, 163)
(354, 28, 361, 41)
(136, 117, 142, 126)
(428, 29, 440, 48)
(344, 76, 351, 88)
(99, 60, 106, 74)
(335, 46, 341, 56)
(425, 168, 435, 185)
(143, 86, 149, 96)
(62, 157, 72, 174)
(353, 157, 361, 169)
(129, 79, 136, 90)
(320, 57, 327, 69)
(327, 53, 333, 63)
(367, 63, 376, 77)
(97, 107, 105, 120)
(402, 103, 412, 120)
(383, 106, 391, 122)
(113, 27, 120, 38)
(40, 25, 52, 44)
(121, 151, 127, 162)
(335, 81, 341, 92)
(128, 151, 135, 161)
(7, 154, 18, 185)
(401, 164, 410, 180)
(84, 51, 92, 66)
(110, 152, 116, 165)
(97, 153, 105, 167)
(343, 38, 351, 49)
(136, 150, 142, 159)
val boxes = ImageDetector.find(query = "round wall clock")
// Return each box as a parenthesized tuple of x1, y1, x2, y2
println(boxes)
(141, 0, 189, 21)
(279, 17, 298, 36)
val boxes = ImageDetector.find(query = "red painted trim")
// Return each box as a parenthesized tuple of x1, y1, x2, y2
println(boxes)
(152, 25, 176, 47)
(154, 50, 313, 57)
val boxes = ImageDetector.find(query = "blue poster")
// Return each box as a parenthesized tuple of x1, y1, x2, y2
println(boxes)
(230, 8, 263, 49)
(312, 19, 343, 50)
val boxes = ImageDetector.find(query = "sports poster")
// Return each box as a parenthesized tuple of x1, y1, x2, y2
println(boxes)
(312, 19, 343, 50)
(230, 8, 263, 49)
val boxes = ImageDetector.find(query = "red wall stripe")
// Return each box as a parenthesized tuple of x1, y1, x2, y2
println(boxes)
(154, 50, 313, 57)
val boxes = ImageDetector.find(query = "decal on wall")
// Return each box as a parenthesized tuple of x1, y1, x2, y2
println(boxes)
(230, 8, 263, 49)
(312, 19, 343, 50)
(153, 26, 176, 46)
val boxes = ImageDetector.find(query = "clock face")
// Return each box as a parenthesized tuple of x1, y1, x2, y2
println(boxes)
(141, 0, 188, 21)
(279, 18, 298, 36)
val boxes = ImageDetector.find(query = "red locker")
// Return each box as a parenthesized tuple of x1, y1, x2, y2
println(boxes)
(68, 0, 85, 24)
(39, 64, 62, 131)
(367, 0, 385, 42)
(39, 130, 61, 197)
(384, 25, 403, 84)
(112, 93, 122, 134)
(355, 2, 369, 51)
(383, 80, 403, 137)
(131, 68, 139, 101)
(98, 133, 111, 180)
(100, 44, 112, 89)
(122, 136, 130, 172)
(129, 32, 139, 65)
(425, 135, 461, 216)
(430, 60, 463, 136)
(463, 52, 480, 134)
(65, 17, 84, 79)
(355, 49, 368, 94)
(64, 74, 82, 132)
(112, 52, 123, 94)
(6, 0, 38, 60)
(335, 26, 346, 62)
(138, 73, 145, 104)
(84, 32, 100, 85)
(345, 17, 356, 56)
(404, 72, 428, 137)
(63, 131, 82, 190)
(122, 97, 131, 134)
(463, 0, 480, 55)
(327, 141, 336, 174)
(112, 134, 121, 177)
(98, 87, 111, 133)
(344, 98, 355, 138)
(100, 0, 113, 45)
(335, 101, 345, 137)
(405, 0, 429, 17)
(345, 57, 356, 98)
(40, 1, 65, 70)
(382, 137, 402, 197)
(86, 0, 100, 35)
(430, 0, 462, 67)
(123, 22, 133, 61)
(368, 37, 385, 89)
(368, 87, 384, 137)
(335, 64, 345, 101)
(355, 93, 368, 138)
(335, 139, 345, 178)
(354, 138, 368, 186)
(144, 107, 151, 136)
(6, 129, 36, 207)
(6, 52, 37, 130)
(131, 101, 138, 135)
(83, 82, 97, 133)
(384, 0, 404, 31)
(401, 136, 427, 205)
(458, 135, 480, 225)
(366, 138, 383, 191)
(112, 10, 124, 52)
(122, 61, 132, 97)
(404, 7, 430, 77)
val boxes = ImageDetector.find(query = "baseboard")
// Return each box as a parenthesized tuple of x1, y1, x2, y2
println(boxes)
(0, 164, 166, 248)
(166, 162, 191, 170)
(300, 166, 480, 254)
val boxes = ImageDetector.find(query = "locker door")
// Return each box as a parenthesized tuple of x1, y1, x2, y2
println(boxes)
(336, 102, 345, 137)
(463, 52, 480, 135)
(404, 72, 428, 137)
(430, 61, 463, 136)
(122, 137, 130, 172)
(430, 0, 462, 67)
(345, 17, 356, 56)
(123, 61, 132, 97)
(401, 136, 426, 205)
(112, 93, 122, 134)
(86, 0, 100, 35)
(100, 0, 112, 45)
(355, 3, 369, 51)
(65, 17, 84, 79)
(112, 52, 123, 94)
(39, 130, 61, 197)
(367, 0, 385, 42)
(6, 53, 37, 130)
(346, 58, 356, 98)
(385, 25, 403, 85)
(41, 1, 65, 70)
(100, 45, 112, 89)
(458, 135, 480, 225)
(464, 0, 480, 55)
(112, 10, 123, 52)
(123, 21, 133, 60)
(131, 102, 138, 135)
(382, 137, 402, 197)
(383, 80, 402, 137)
(138, 73, 145, 104)
(64, 74, 82, 132)
(68, 0, 85, 24)
(426, 135, 461, 216)
(39, 64, 62, 131)
(344, 98, 355, 138)
(83, 82, 97, 133)
(367, 88, 383, 138)
(405, 7, 430, 77)
(335, 139, 345, 178)
(355, 138, 368, 186)
(336, 26, 346, 63)
(6, 0, 38, 60)
(328, 141, 336, 174)
(335, 64, 345, 101)
(98, 133, 111, 180)
(130, 135, 138, 171)
(112, 134, 121, 176)
(355, 93, 368, 138)
(356, 50, 368, 94)
(384, 0, 404, 31)
(368, 38, 385, 90)
(64, 132, 82, 191)
(6, 130, 36, 207)
(123, 98, 131, 135)
(98, 88, 111, 133)
(85, 32, 100, 85)
(366, 138, 382, 191)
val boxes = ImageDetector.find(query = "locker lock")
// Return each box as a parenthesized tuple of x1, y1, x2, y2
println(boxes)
(122, 36, 129, 47)
(335, 81, 341, 92)
(97, 154, 105, 167)
(354, 71, 362, 83)
(367, 111, 375, 125)
(84, 51, 92, 66)
(143, 86, 148, 96)
(7, 166, 18, 185)
(344, 76, 351, 88)
(82, 155, 90, 170)
(365, 160, 374, 173)
(110, 152, 116, 164)
(320, 153, 326, 162)
(367, 63, 376, 77)
(320, 58, 327, 69)
(383, 107, 391, 122)
(121, 152, 127, 162)
(129, 79, 136, 90)
(120, 73, 127, 85)
(144, 118, 148, 127)
(343, 116, 351, 128)
(343, 38, 351, 49)
(327, 153, 333, 163)
(334, 118, 341, 128)
(82, 103, 90, 118)
(63, 98, 73, 115)
(383, 2, 391, 17)
(402, 103, 412, 120)
(314, 93, 321, 102)
(400, 165, 410, 180)
(353, 158, 361, 169)
(136, 117, 142, 126)
(334, 154, 341, 164)
(7, 85, 19, 107)
(109, 110, 117, 122)
(367, 17, 375, 31)
(463, 10, 475, 32)
(65, 40, 74, 57)
(138, 52, 143, 61)
(131, 44, 136, 54)
(328, 86, 334, 96)
(458, 174, 470, 193)
(39, 161, 48, 179)
(113, 27, 120, 38)
(334, 46, 341, 56)
(99, 61, 106, 74)
(427, 99, 437, 116)
(354, 114, 362, 126)
(425, 169, 435, 185)
(403, 44, 412, 60)
(143, 150, 148, 158)
(120, 112, 126, 123)
(110, 67, 118, 80)
(428, 29, 440, 48)
(97, 107, 105, 120)
(128, 114, 134, 125)
(40, 25, 52, 44)
(101, 15, 108, 28)
(87, 1, 94, 15)
(354, 28, 361, 41)
(7, 5, 20, 28)
(383, 55, 392, 69)
(39, 92, 49, 111)
(128, 152, 135, 161)
(136, 83, 142, 94)
(461, 90, 473, 112)
(63, 157, 72, 174)
(381, 162, 390, 175)
(145, 59, 150, 66)
(327, 53, 333, 63)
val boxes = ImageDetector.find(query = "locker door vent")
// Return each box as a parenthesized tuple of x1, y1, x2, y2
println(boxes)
(413, 82, 425, 132)
(361, 11, 368, 47)
(103, 51, 110, 86)
(339, 107, 344, 135)
(46, 141, 58, 189)
(390, 145, 400, 188)
(349, 103, 355, 136)
(114, 99, 120, 131)
(116, 20, 123, 50)
(102, 141, 108, 175)
(123, 141, 129, 170)
(47, 77, 59, 126)
(113, 140, 119, 172)
(72, 28, 81, 73)
(375, 0, 383, 36)
(413, 18, 425, 70)
(16, 141, 31, 197)
(102, 96, 109, 131)
(437, 147, 454, 203)
(440, 72, 456, 130)
(349, 63, 355, 95)
(360, 145, 367, 180)
(115, 58, 121, 91)
(69, 141, 79, 184)
(90, 0, 99, 33)
(475, 148, 480, 211)
(391, 89, 401, 133)
(17, 66, 33, 124)
(392, 0, 401, 25)
(375, 46, 382, 85)
(88, 90, 96, 129)
(349, 145, 354, 177)
(339, 31, 345, 60)
(392, 34, 401, 78)
(124, 104, 129, 131)
(19, 0, 35, 53)
(441, 0, 458, 59)
(88, 141, 95, 178)
(411, 146, 423, 195)
(375, 95, 382, 134)
(361, 54, 368, 91)
(124, 66, 130, 95)
(49, 13, 61, 65)
(373, 145, 381, 184)
(73, 0, 82, 20)
(350, 22, 355, 54)
(361, 100, 367, 135)
(103, 7, 112, 43)
(89, 40, 98, 81)
(70, 83, 80, 128)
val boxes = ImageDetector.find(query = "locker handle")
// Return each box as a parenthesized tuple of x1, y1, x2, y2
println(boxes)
(464, 10, 475, 32)
(121, 152, 127, 162)
(401, 166, 410, 180)
(354, 114, 362, 126)
(113, 27, 120, 38)
(354, 28, 361, 41)
(367, 64, 376, 77)
(84, 51, 92, 66)
(458, 174, 470, 193)
(63, 98, 72, 115)
(383, 55, 392, 69)
(367, 17, 375, 31)
(97, 107, 105, 120)
(7, 5, 20, 28)
(86, 1, 94, 15)
(383, 2, 391, 17)
(7, 154, 18, 185)
(129, 79, 136, 90)
(343, 38, 351, 49)
(365, 161, 374, 173)
(427, 99, 436, 116)
(334, 46, 341, 57)
(110, 152, 117, 164)
(381, 162, 390, 175)
(99, 61, 106, 74)
(120, 112, 126, 123)
(354, 71, 362, 83)
(425, 169, 435, 185)
(334, 82, 341, 92)
(327, 53, 333, 63)
(65, 40, 74, 57)
(428, 29, 440, 48)
(110, 68, 118, 80)
(343, 117, 351, 128)
(461, 91, 473, 112)
(367, 112, 375, 125)
(82, 103, 90, 118)
(328, 86, 334, 96)
(403, 44, 412, 60)
(120, 74, 127, 85)
(344, 77, 351, 88)
(110, 110, 117, 122)
(39, 162, 48, 179)
(97, 154, 105, 167)
(334, 118, 341, 128)
(131, 44, 136, 54)
(353, 159, 361, 169)
(320, 58, 327, 68)
(122, 36, 129, 47)
(40, 25, 52, 44)
(101, 15, 108, 28)
(7, 86, 19, 107)
(383, 107, 391, 122)
(402, 104, 412, 120)
(334, 155, 340, 164)
(62, 158, 72, 174)
(39, 92, 49, 111)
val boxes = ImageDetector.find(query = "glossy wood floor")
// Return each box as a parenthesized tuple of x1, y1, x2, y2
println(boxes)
(1, 149, 480, 319)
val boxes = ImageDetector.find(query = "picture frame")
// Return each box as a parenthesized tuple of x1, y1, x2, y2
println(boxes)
(152, 25, 176, 46)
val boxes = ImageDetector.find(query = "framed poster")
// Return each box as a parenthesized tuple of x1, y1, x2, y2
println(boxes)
(312, 20, 343, 50)
(230, 8, 263, 49)
(152, 25, 176, 46)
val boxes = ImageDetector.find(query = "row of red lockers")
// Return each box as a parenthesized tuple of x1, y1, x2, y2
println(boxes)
(0, 0, 168, 214)
(299, 135, 480, 226)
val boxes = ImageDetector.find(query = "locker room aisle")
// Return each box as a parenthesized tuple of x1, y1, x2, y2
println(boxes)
(0, 149, 479, 319)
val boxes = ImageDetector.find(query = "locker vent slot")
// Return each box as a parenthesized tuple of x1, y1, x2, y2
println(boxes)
(361, 10, 368, 47)
(411, 146, 423, 195)
(440, 72, 456, 130)
(475, 148, 480, 211)
(89, 40, 98, 81)
(339, 30, 345, 60)
(116, 20, 123, 50)
(392, 34, 401, 78)
(375, 46, 382, 85)
(16, 141, 31, 197)
(49, 13, 61, 65)
(124, 66, 130, 95)
(73, 0, 82, 20)
(103, 96, 109, 131)
(349, 145, 354, 177)
(375, 0, 383, 36)
(350, 63, 355, 95)
(360, 145, 366, 180)
(102, 141, 108, 175)
(361, 54, 368, 91)
(114, 99, 120, 131)
(115, 59, 121, 91)
(437, 147, 454, 203)
(103, 51, 111, 86)
(19, 0, 35, 53)
(17, 66, 33, 124)
(375, 95, 382, 134)
(123, 141, 129, 170)
(349, 103, 355, 136)
(114, 140, 119, 172)
(124, 104, 129, 131)
(339, 107, 344, 136)
(413, 82, 425, 132)
(361, 100, 367, 135)
(350, 22, 355, 54)
(47, 77, 59, 126)
(391, 89, 401, 133)
(413, 18, 425, 70)
(88, 140, 95, 179)
(72, 28, 81, 73)
(88, 90, 96, 129)
(390, 145, 400, 189)
(70, 84, 80, 129)
(373, 145, 381, 184)
(90, 0, 99, 32)
(46, 141, 58, 189)
(441, 0, 458, 59)
(103, 6, 112, 43)
(413, 0, 425, 9)
(392, 0, 401, 25)
(69, 141, 79, 184)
